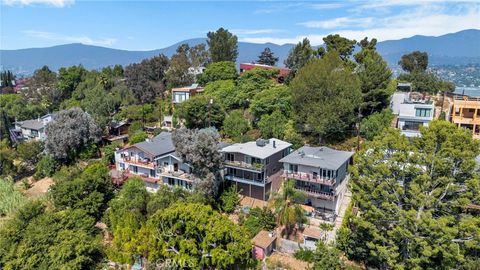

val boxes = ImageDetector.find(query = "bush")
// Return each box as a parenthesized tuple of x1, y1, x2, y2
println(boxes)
(0, 177, 27, 217)
(242, 207, 276, 237)
(294, 247, 315, 262)
(34, 155, 58, 179)
(128, 132, 148, 144)
(219, 185, 240, 213)
(101, 142, 120, 165)
(78, 143, 99, 160)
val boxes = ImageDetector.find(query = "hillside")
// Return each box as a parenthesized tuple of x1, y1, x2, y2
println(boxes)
(1, 29, 479, 75)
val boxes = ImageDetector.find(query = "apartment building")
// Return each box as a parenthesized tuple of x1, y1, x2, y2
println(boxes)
(450, 95, 480, 139)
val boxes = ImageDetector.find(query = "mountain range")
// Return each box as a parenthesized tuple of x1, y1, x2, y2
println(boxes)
(1, 29, 479, 76)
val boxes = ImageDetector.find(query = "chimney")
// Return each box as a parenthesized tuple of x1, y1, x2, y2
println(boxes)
(273, 140, 276, 148)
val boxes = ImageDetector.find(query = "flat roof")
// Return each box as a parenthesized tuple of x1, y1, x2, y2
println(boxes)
(221, 138, 291, 159)
(279, 146, 353, 170)
(252, 230, 276, 249)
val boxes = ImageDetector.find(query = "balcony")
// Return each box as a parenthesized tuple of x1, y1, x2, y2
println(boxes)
(122, 156, 156, 169)
(123, 171, 159, 184)
(283, 172, 335, 186)
(224, 174, 265, 187)
(224, 160, 264, 171)
(158, 169, 195, 182)
(294, 187, 334, 200)
(451, 115, 480, 125)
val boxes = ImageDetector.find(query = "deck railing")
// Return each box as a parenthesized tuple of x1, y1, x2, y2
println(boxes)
(224, 160, 264, 171)
(283, 172, 335, 186)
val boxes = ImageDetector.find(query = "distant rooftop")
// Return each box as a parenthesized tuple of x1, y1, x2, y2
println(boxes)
(171, 83, 203, 92)
(221, 138, 291, 159)
(279, 146, 353, 170)
(15, 113, 54, 130)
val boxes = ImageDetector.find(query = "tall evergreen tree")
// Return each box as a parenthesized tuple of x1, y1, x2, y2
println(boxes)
(284, 38, 314, 74)
(207, 27, 238, 62)
(354, 38, 394, 115)
(257, 47, 279, 66)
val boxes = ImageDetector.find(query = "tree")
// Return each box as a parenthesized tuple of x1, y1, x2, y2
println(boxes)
(50, 162, 114, 219)
(0, 203, 103, 269)
(139, 203, 253, 268)
(57, 65, 87, 100)
(175, 95, 224, 129)
(124, 54, 169, 104)
(258, 47, 279, 66)
(398, 51, 428, 72)
(222, 110, 250, 141)
(219, 185, 240, 213)
(312, 241, 342, 270)
(166, 44, 195, 88)
(16, 140, 43, 170)
(34, 154, 58, 179)
(0, 94, 45, 123)
(360, 109, 394, 141)
(45, 107, 101, 162)
(0, 70, 15, 92)
(399, 70, 455, 93)
(203, 80, 237, 110)
(354, 38, 394, 115)
(346, 121, 480, 269)
(242, 207, 276, 237)
(283, 120, 303, 150)
(188, 43, 210, 69)
(106, 177, 149, 264)
(0, 109, 11, 143)
(321, 34, 356, 61)
(172, 128, 223, 196)
(258, 110, 287, 139)
(128, 131, 148, 144)
(24, 65, 61, 110)
(290, 51, 362, 143)
(197, 61, 237, 85)
(269, 179, 305, 237)
(234, 68, 277, 109)
(249, 85, 291, 121)
(284, 38, 314, 74)
(0, 140, 16, 177)
(81, 83, 119, 128)
(207, 27, 238, 62)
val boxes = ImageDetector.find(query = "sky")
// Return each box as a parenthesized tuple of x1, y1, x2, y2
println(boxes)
(1, 0, 479, 51)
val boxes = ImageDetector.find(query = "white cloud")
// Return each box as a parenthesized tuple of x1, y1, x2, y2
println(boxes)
(24, 30, 116, 46)
(299, 17, 374, 29)
(310, 3, 344, 10)
(1, 0, 73, 7)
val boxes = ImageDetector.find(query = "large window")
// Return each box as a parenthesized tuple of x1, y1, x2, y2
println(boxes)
(403, 121, 423, 131)
(225, 153, 234, 162)
(289, 164, 298, 173)
(415, 108, 431, 117)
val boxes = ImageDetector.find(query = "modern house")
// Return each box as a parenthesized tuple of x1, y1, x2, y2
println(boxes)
(221, 138, 292, 201)
(391, 92, 435, 137)
(172, 83, 204, 105)
(279, 146, 354, 216)
(114, 132, 195, 192)
(9, 113, 54, 143)
(450, 95, 480, 139)
(239, 63, 290, 83)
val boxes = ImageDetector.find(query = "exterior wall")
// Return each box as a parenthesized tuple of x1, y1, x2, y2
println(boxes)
(252, 246, 265, 260)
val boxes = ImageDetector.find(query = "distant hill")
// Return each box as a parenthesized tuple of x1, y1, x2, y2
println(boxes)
(1, 29, 479, 75)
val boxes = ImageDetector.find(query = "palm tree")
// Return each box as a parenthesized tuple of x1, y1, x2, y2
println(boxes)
(269, 179, 305, 238)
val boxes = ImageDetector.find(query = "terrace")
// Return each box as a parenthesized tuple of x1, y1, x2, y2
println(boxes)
(224, 160, 264, 171)
(121, 156, 156, 169)
(283, 172, 335, 186)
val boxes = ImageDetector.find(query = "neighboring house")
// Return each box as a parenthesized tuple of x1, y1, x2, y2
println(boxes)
(9, 113, 54, 143)
(105, 119, 130, 144)
(252, 230, 276, 260)
(162, 115, 173, 130)
(450, 95, 480, 139)
(114, 132, 195, 192)
(172, 83, 203, 105)
(391, 92, 435, 137)
(279, 146, 353, 216)
(221, 138, 292, 201)
(239, 63, 290, 83)
(302, 226, 323, 250)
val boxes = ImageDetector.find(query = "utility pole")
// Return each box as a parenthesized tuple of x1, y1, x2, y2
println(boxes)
(207, 98, 213, 128)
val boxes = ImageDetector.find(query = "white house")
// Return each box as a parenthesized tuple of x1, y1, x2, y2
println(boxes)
(391, 92, 435, 137)
(10, 114, 54, 142)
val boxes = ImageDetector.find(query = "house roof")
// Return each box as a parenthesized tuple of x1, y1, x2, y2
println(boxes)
(252, 230, 276, 249)
(130, 132, 175, 157)
(221, 138, 291, 159)
(303, 226, 322, 239)
(391, 92, 434, 118)
(279, 146, 353, 170)
(171, 83, 203, 92)
(16, 114, 54, 130)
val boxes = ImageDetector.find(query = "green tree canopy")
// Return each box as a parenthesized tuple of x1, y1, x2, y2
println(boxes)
(321, 34, 356, 61)
(222, 109, 250, 141)
(175, 95, 224, 129)
(258, 110, 287, 139)
(269, 179, 305, 237)
(284, 38, 314, 73)
(360, 109, 394, 141)
(207, 27, 238, 62)
(249, 84, 291, 120)
(139, 203, 253, 268)
(197, 61, 237, 85)
(345, 121, 480, 269)
(257, 47, 279, 66)
(290, 51, 362, 143)
(398, 51, 428, 72)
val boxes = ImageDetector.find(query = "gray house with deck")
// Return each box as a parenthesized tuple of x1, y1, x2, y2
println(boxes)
(221, 138, 291, 201)
(280, 146, 353, 216)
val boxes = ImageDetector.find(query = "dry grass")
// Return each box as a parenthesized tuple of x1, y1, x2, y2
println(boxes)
(267, 252, 312, 270)
(24, 177, 54, 199)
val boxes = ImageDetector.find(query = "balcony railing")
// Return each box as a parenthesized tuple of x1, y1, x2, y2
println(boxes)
(224, 174, 265, 186)
(158, 169, 195, 182)
(122, 156, 156, 169)
(295, 187, 334, 200)
(224, 160, 264, 171)
(283, 172, 335, 186)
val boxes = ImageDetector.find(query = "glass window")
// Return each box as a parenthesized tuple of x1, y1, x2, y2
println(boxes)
(415, 108, 431, 117)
